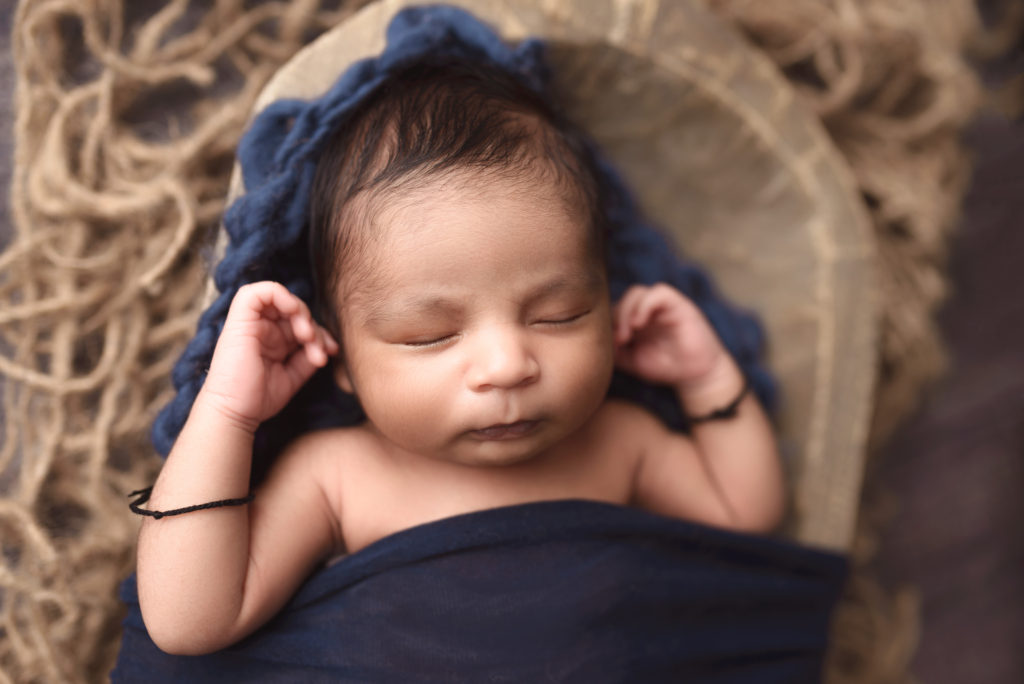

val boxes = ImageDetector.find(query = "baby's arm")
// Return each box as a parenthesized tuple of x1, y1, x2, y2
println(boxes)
(614, 284, 785, 532)
(136, 282, 341, 654)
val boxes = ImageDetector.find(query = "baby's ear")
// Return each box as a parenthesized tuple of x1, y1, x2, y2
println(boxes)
(333, 358, 355, 395)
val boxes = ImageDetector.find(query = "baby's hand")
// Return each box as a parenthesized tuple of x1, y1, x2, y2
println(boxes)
(613, 283, 727, 390)
(200, 281, 338, 433)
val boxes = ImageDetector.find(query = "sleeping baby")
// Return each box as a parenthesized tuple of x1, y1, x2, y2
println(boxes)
(134, 55, 785, 655)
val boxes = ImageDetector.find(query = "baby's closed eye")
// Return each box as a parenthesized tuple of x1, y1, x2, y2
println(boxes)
(401, 332, 459, 349)
(530, 309, 591, 326)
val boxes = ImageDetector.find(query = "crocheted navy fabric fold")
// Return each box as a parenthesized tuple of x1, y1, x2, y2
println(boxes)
(150, 4, 776, 481)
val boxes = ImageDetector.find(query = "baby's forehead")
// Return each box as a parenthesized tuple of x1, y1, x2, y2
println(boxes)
(374, 165, 592, 233)
(339, 181, 603, 308)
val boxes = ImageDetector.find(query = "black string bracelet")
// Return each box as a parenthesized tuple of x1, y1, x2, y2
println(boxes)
(128, 486, 254, 520)
(686, 376, 751, 424)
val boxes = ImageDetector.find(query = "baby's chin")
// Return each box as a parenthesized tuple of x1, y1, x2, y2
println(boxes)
(442, 449, 542, 469)
(433, 427, 568, 469)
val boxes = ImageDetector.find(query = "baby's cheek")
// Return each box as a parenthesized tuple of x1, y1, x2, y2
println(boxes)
(556, 335, 614, 405)
(365, 359, 452, 444)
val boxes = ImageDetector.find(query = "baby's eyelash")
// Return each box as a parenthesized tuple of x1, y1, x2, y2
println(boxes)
(535, 310, 590, 325)
(403, 334, 456, 349)
(398, 311, 590, 347)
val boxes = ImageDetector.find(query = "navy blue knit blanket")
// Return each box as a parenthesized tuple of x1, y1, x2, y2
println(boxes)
(114, 500, 847, 682)
(116, 5, 847, 681)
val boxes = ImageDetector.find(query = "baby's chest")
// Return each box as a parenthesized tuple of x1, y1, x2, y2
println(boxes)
(333, 443, 637, 555)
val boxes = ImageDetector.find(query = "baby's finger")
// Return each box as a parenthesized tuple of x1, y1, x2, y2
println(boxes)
(304, 339, 328, 368)
(318, 326, 340, 355)
(299, 323, 336, 363)
(629, 283, 685, 331)
(324, 329, 340, 355)
(260, 285, 318, 335)
(244, 283, 315, 348)
(283, 342, 321, 386)
(232, 281, 308, 323)
(626, 289, 665, 332)
(290, 312, 316, 344)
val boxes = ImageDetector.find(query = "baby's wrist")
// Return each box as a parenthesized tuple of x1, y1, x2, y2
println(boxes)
(673, 356, 747, 419)
(193, 387, 262, 437)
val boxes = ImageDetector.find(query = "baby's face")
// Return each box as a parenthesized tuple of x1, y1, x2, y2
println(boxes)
(334, 172, 614, 467)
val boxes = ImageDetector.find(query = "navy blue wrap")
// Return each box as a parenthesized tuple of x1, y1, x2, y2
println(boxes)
(149, 4, 776, 477)
(114, 500, 847, 682)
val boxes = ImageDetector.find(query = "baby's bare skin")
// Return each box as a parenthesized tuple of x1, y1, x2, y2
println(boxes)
(291, 400, 639, 556)
(136, 173, 784, 655)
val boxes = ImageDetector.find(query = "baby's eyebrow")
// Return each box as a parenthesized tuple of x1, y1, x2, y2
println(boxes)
(362, 296, 462, 326)
(361, 272, 601, 325)
(521, 273, 599, 305)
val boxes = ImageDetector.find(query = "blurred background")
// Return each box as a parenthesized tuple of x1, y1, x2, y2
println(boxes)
(863, 3, 1024, 678)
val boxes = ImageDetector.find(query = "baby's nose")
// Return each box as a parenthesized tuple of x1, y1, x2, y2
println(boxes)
(466, 327, 539, 392)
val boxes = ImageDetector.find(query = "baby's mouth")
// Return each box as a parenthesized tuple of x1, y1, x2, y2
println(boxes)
(470, 420, 539, 441)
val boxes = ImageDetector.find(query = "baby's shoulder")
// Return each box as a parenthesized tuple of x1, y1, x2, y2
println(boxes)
(277, 423, 391, 520)
(284, 422, 375, 454)
(280, 423, 382, 474)
(574, 399, 671, 467)
(592, 398, 668, 436)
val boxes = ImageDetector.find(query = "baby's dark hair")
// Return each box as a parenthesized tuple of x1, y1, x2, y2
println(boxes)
(308, 55, 608, 338)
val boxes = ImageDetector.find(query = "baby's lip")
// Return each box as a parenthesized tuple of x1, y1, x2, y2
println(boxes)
(469, 420, 539, 441)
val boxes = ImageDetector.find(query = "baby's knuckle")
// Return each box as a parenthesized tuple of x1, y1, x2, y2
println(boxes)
(236, 282, 264, 298)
